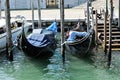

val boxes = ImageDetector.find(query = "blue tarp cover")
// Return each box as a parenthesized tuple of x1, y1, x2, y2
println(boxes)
(46, 21, 57, 34)
(27, 21, 57, 47)
(27, 33, 54, 47)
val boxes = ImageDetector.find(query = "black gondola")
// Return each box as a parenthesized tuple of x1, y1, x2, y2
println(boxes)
(64, 22, 95, 57)
(18, 21, 57, 58)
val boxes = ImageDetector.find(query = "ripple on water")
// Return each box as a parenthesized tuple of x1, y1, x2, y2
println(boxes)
(41, 50, 70, 80)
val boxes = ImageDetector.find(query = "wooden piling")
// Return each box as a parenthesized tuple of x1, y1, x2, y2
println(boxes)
(107, 0, 113, 68)
(31, 0, 34, 29)
(5, 0, 13, 61)
(0, 0, 1, 19)
(94, 10, 98, 47)
(37, 0, 41, 28)
(91, 7, 94, 28)
(108, 15, 112, 67)
(118, 0, 120, 29)
(103, 11, 107, 55)
(106, 0, 108, 17)
(60, 0, 65, 63)
(87, 0, 90, 32)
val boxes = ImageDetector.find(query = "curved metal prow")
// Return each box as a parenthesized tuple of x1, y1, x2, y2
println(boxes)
(21, 21, 25, 36)
(21, 20, 28, 43)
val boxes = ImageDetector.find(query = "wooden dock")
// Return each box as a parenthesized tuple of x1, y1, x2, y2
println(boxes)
(97, 20, 120, 50)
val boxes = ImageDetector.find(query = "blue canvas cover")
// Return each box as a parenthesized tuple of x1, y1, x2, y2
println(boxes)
(46, 21, 57, 34)
(27, 21, 57, 47)
(27, 33, 54, 47)
(67, 31, 88, 41)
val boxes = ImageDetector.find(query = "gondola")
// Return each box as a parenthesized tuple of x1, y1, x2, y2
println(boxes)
(18, 21, 57, 58)
(0, 16, 32, 53)
(64, 22, 95, 57)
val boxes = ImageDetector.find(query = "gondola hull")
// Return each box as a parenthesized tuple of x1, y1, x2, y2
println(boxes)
(65, 38, 92, 57)
(21, 38, 56, 58)
(65, 30, 95, 57)
(0, 18, 32, 53)
(20, 31, 57, 58)
(19, 21, 58, 58)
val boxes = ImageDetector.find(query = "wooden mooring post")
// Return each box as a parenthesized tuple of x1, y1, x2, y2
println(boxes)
(107, 0, 113, 68)
(60, 0, 65, 63)
(31, 0, 35, 29)
(0, 0, 1, 19)
(87, 0, 90, 32)
(103, 11, 107, 55)
(108, 15, 112, 68)
(94, 10, 98, 49)
(5, 0, 13, 61)
(118, 0, 120, 29)
(37, 0, 41, 28)
(106, 0, 108, 17)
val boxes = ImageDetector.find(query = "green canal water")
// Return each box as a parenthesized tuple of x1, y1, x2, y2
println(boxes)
(0, 38, 120, 80)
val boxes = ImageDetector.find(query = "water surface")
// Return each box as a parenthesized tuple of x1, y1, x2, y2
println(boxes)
(0, 43, 120, 80)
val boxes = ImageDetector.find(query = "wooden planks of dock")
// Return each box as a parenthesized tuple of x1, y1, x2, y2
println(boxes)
(97, 20, 120, 51)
